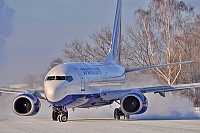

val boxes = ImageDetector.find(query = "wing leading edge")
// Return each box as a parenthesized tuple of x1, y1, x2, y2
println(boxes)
(100, 83, 200, 101)
(0, 87, 46, 99)
(0, 87, 26, 93)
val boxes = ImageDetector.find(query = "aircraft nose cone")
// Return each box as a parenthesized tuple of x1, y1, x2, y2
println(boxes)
(44, 82, 65, 102)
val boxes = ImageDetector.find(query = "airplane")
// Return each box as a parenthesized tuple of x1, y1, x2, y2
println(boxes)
(0, 0, 200, 122)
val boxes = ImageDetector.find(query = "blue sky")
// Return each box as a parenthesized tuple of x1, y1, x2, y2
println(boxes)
(0, 0, 199, 86)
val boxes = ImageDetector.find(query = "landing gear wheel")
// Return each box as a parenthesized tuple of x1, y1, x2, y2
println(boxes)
(124, 115, 130, 120)
(52, 111, 58, 121)
(60, 114, 68, 122)
(57, 115, 61, 122)
(57, 112, 68, 122)
(114, 108, 120, 120)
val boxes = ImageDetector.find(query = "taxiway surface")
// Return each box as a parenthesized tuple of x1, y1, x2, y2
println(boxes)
(0, 119, 199, 133)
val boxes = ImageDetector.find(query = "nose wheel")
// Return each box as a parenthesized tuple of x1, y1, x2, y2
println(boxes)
(57, 112, 68, 122)
(52, 106, 68, 122)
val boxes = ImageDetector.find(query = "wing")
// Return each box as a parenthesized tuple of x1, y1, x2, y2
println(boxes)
(100, 83, 200, 101)
(125, 61, 193, 73)
(0, 87, 46, 99)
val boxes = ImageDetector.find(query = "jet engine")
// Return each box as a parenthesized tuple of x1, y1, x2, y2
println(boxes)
(13, 94, 41, 116)
(120, 92, 148, 115)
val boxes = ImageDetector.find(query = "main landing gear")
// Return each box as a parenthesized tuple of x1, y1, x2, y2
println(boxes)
(114, 101, 130, 120)
(52, 106, 68, 122)
(114, 108, 130, 120)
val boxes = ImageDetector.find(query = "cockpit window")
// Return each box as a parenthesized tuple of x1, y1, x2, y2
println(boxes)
(66, 76, 73, 82)
(46, 76, 73, 82)
(47, 76, 55, 81)
(56, 76, 66, 80)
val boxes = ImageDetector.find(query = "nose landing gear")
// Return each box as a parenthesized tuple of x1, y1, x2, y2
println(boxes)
(52, 106, 68, 122)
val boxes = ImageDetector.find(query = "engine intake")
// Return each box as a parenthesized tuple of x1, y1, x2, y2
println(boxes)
(13, 94, 41, 116)
(120, 92, 148, 115)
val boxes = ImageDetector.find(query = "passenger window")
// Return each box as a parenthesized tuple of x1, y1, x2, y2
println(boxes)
(47, 76, 55, 81)
(66, 76, 73, 82)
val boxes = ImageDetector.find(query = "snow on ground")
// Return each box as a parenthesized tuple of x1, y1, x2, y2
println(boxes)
(0, 119, 200, 133)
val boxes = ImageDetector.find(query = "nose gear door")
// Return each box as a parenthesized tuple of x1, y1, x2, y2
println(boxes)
(75, 68, 85, 91)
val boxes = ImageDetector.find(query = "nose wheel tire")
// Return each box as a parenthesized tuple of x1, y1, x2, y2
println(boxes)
(52, 111, 58, 121)
(57, 112, 68, 122)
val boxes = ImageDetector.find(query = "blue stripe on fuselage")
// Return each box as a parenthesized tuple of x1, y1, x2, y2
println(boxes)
(47, 93, 111, 108)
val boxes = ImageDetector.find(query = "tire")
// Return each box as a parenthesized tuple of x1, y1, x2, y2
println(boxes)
(60, 114, 68, 122)
(57, 112, 68, 122)
(57, 115, 61, 122)
(52, 111, 58, 121)
(124, 115, 130, 120)
(114, 108, 120, 120)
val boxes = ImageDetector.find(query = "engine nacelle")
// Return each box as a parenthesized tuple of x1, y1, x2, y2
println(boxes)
(120, 92, 148, 115)
(13, 94, 41, 116)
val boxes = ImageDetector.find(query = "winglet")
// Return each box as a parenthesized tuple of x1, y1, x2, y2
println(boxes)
(104, 0, 122, 64)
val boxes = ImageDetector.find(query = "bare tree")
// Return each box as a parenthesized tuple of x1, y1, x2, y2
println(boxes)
(50, 58, 64, 68)
(126, 0, 194, 85)
(46, 57, 64, 74)
(177, 14, 200, 105)
(63, 26, 112, 62)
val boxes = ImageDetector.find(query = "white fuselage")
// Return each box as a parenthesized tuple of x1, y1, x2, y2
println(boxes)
(44, 62, 125, 108)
